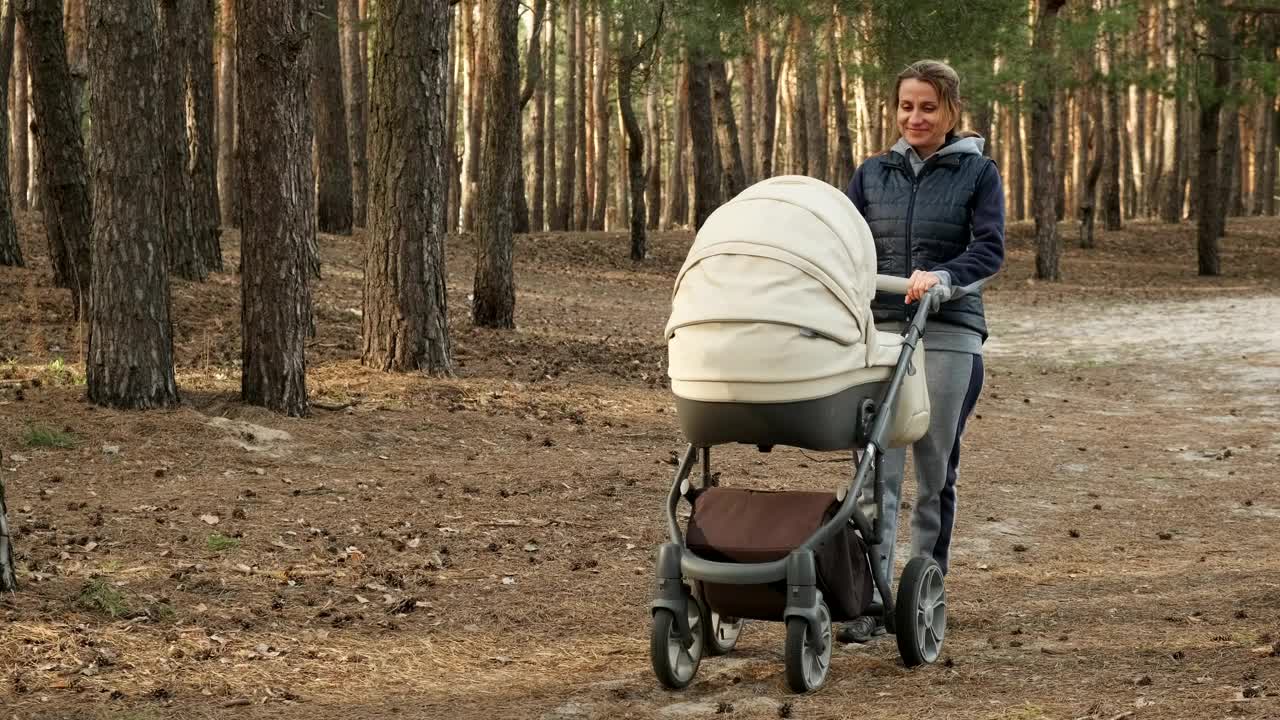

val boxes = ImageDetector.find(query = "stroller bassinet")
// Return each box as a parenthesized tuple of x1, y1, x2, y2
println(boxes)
(650, 176, 951, 694)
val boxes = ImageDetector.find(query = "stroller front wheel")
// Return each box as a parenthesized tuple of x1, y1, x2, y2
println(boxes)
(694, 583, 745, 656)
(783, 600, 832, 693)
(895, 556, 946, 667)
(650, 597, 704, 689)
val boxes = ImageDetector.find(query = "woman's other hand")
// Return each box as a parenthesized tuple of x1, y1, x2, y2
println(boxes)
(904, 270, 940, 304)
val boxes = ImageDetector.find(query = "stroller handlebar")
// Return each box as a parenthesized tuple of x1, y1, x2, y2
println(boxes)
(874, 275, 952, 311)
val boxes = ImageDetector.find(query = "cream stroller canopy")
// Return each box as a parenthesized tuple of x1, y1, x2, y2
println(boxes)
(665, 175, 918, 404)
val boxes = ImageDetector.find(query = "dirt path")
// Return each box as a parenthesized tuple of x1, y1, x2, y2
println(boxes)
(1, 217, 1278, 720)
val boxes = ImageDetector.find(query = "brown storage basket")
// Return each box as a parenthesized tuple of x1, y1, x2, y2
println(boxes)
(686, 487, 873, 622)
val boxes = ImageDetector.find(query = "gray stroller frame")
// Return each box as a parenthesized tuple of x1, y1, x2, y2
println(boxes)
(650, 278, 949, 693)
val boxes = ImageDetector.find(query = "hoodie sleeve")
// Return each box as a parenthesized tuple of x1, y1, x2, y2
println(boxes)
(932, 159, 1005, 292)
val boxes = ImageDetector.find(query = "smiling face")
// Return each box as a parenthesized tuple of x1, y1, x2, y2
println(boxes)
(896, 78, 953, 159)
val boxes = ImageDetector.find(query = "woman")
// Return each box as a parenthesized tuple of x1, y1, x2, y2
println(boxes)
(839, 59, 1005, 643)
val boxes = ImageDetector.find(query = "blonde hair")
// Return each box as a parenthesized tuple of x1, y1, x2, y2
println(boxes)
(894, 60, 963, 135)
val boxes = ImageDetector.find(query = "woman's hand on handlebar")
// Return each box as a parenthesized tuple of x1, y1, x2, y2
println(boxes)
(904, 270, 940, 305)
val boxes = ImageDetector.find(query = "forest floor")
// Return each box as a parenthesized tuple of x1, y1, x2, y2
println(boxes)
(1, 212, 1278, 720)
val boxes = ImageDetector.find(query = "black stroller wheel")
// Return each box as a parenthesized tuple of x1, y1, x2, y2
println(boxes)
(895, 556, 946, 667)
(650, 595, 704, 689)
(693, 583, 744, 656)
(783, 600, 832, 693)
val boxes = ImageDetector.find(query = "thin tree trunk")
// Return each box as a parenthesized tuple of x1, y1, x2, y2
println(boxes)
(1196, 1, 1228, 276)
(617, 17, 646, 260)
(1100, 29, 1122, 231)
(1081, 90, 1104, 249)
(513, 0, 546, 236)
(1257, 92, 1277, 215)
(0, 4, 18, 268)
(86, 0, 178, 410)
(1222, 105, 1242, 226)
(645, 65, 661, 229)
(62, 0, 86, 127)
(589, 7, 609, 230)
(739, 36, 756, 183)
(660, 59, 688, 229)
(573, 0, 587, 231)
(22, 0, 92, 319)
(189, 0, 222, 271)
(543, 0, 557, 229)
(1054, 88, 1069, 220)
(0, 453, 15, 591)
(238, 0, 315, 417)
(340, 0, 368, 227)
(472, 0, 519, 329)
(460, 2, 483, 232)
(216, 0, 238, 228)
(832, 18, 854, 188)
(755, 25, 775, 179)
(446, 10, 461, 231)
(362, 0, 452, 374)
(709, 59, 746, 199)
(1157, 0, 1182, 222)
(312, 0, 353, 236)
(530, 4, 546, 232)
(554, 0, 575, 231)
(687, 49, 719, 230)
(159, 1, 204, 282)
(10, 16, 26, 212)
(1032, 0, 1066, 281)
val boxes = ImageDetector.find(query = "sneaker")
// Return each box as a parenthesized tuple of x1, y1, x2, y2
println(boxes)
(837, 615, 885, 644)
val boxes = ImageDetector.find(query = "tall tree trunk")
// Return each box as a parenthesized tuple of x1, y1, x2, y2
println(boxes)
(530, 8, 546, 232)
(446, 10, 461, 231)
(739, 37, 756, 183)
(1054, 88, 1069, 220)
(340, 0, 368, 228)
(1032, 0, 1066, 281)
(687, 49, 719, 230)
(10, 16, 26, 212)
(472, 0, 518, 328)
(238, 0, 315, 417)
(1220, 105, 1241, 230)
(1196, 1, 1228, 276)
(573, 0, 588, 231)
(617, 18, 646, 260)
(86, 0, 179, 410)
(754, 25, 775, 179)
(797, 23, 825, 184)
(62, 0, 86, 127)
(22, 0, 92, 319)
(512, 0, 546, 236)
(158, 0, 204, 282)
(362, 0, 452, 373)
(216, 0, 238, 227)
(554, 0, 576, 232)
(645, 65, 661, 229)
(832, 21, 854, 188)
(1257, 92, 1277, 216)
(1100, 30, 1123, 231)
(312, 0, 353, 236)
(1080, 91, 1104, 249)
(543, 0, 557, 230)
(662, 58, 689, 229)
(589, 8, 609, 231)
(189, 0, 222, 271)
(709, 59, 746, 199)
(1157, 0, 1183, 223)
(0, 4, 18, 267)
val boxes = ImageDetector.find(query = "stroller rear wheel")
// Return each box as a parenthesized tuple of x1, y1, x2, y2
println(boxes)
(693, 583, 744, 656)
(783, 600, 832, 693)
(895, 556, 946, 667)
(650, 594, 705, 689)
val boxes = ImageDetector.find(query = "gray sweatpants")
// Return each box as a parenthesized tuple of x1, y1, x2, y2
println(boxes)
(857, 349, 984, 592)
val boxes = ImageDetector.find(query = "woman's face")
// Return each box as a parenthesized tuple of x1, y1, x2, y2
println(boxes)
(897, 78, 951, 156)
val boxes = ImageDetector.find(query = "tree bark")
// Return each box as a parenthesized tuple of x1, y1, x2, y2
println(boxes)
(472, 0, 519, 329)
(1080, 91, 1104, 249)
(512, 0, 546, 236)
(573, 1, 588, 231)
(216, 0, 238, 228)
(340, 0, 368, 228)
(1032, 0, 1066, 281)
(10, 16, 26, 212)
(446, 10, 461, 231)
(645, 65, 661, 229)
(553, 0, 575, 231)
(832, 19, 855, 188)
(617, 17, 646, 260)
(687, 49, 719, 230)
(189, 0, 222, 271)
(739, 33, 756, 183)
(543, 0, 557, 230)
(589, 7, 610, 230)
(754, 25, 775, 180)
(0, 449, 15, 592)
(1196, 1, 1229, 276)
(1220, 102, 1242, 232)
(86, 0, 179, 410)
(22, 0, 92, 319)
(0, 4, 19, 268)
(312, 0, 353, 235)
(362, 0, 452, 374)
(62, 0, 86, 125)
(1100, 29, 1123, 231)
(709, 59, 746, 199)
(1257, 92, 1277, 216)
(530, 2, 547, 232)
(660, 59, 688, 229)
(237, 0, 315, 417)
(158, 0, 204, 282)
(798, 23, 826, 184)
(1157, 0, 1183, 222)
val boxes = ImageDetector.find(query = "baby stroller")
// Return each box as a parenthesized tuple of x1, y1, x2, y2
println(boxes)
(650, 176, 951, 693)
